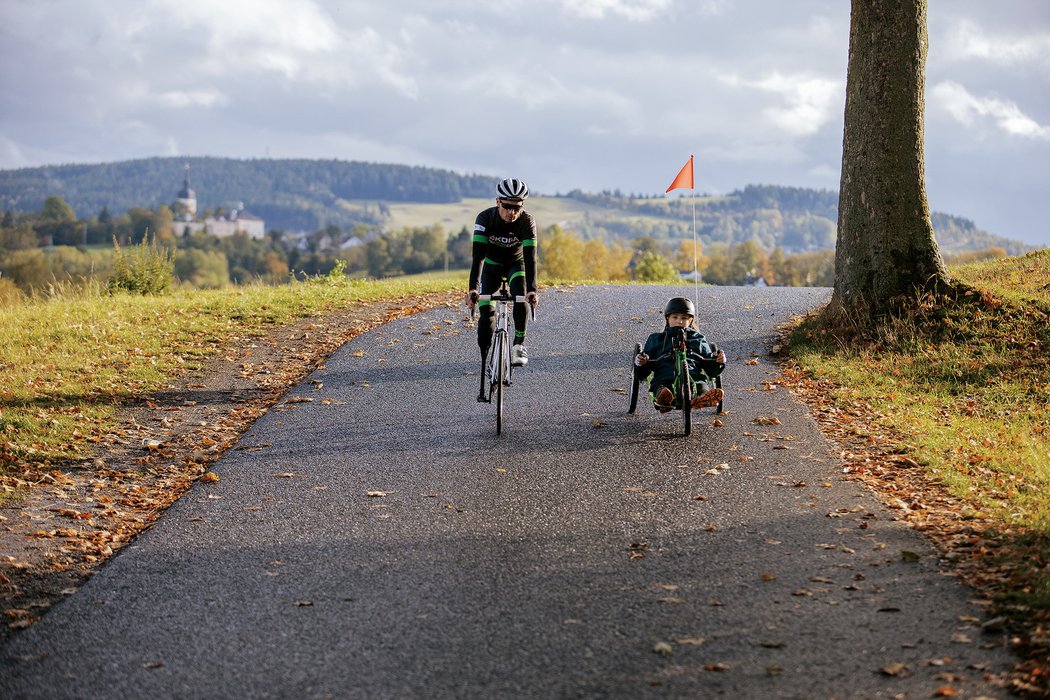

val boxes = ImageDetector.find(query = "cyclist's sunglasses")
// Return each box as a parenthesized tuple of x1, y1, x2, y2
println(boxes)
(499, 200, 523, 212)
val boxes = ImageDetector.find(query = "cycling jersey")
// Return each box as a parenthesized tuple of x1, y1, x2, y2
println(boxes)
(468, 207, 537, 293)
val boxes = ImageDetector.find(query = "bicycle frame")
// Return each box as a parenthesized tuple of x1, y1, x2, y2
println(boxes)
(472, 282, 534, 435)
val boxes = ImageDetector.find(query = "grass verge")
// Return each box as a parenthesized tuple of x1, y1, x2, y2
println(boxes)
(783, 249, 1050, 693)
(0, 270, 462, 483)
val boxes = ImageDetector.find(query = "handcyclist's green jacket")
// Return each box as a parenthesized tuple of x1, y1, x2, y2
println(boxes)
(468, 207, 538, 294)
(636, 326, 724, 390)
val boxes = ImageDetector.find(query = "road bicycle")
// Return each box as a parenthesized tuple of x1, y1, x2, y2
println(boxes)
(628, 329, 724, 437)
(472, 282, 535, 435)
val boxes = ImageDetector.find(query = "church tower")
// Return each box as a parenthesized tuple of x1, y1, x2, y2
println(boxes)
(175, 163, 198, 221)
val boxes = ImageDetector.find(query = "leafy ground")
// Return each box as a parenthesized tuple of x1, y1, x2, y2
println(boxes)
(2, 256, 1049, 695)
(781, 249, 1050, 696)
(0, 272, 462, 642)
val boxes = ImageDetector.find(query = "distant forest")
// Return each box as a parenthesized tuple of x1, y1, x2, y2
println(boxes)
(0, 156, 1030, 296)
(0, 157, 1029, 257)
(0, 157, 498, 232)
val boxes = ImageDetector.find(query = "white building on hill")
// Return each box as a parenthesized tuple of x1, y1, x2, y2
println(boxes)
(173, 164, 265, 239)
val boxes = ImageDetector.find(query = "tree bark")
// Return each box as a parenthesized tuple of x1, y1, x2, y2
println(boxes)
(832, 0, 949, 317)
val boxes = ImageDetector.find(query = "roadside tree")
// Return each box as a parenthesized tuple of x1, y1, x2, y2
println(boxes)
(832, 0, 948, 318)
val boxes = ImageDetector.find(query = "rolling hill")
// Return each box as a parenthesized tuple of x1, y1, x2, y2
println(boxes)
(0, 157, 1030, 255)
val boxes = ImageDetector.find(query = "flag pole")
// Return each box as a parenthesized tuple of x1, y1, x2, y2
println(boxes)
(692, 185, 699, 313)
(666, 154, 699, 310)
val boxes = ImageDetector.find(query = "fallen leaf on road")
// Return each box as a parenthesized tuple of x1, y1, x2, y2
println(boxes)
(367, 491, 393, 497)
(273, 473, 302, 479)
(653, 642, 674, 655)
(880, 662, 910, 677)
(753, 416, 781, 425)
(675, 637, 705, 645)
(199, 472, 220, 483)
(293, 599, 314, 607)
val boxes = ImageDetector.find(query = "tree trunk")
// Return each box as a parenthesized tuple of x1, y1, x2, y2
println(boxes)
(832, 0, 949, 317)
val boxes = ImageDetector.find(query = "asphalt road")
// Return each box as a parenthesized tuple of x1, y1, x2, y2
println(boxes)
(0, 285, 1017, 699)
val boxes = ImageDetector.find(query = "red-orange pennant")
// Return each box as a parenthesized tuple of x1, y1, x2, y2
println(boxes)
(665, 155, 694, 192)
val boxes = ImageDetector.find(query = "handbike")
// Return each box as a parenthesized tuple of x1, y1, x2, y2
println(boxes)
(628, 331, 724, 437)
(472, 282, 535, 435)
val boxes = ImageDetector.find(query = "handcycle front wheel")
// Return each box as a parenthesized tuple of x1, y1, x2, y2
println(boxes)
(677, 349, 692, 436)
(628, 342, 642, 414)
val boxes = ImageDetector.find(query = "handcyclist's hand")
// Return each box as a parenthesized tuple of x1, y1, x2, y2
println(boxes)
(526, 291, 538, 308)
(634, 353, 649, 367)
(466, 289, 479, 310)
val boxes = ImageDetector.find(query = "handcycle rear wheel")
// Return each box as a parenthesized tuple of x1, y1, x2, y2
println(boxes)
(710, 343, 725, 414)
(628, 342, 642, 414)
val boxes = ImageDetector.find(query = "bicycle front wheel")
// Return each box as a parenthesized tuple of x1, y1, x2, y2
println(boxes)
(495, 331, 507, 435)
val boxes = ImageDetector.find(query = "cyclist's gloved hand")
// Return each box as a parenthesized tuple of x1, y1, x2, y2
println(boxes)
(466, 289, 479, 309)
(526, 291, 538, 307)
(634, 352, 649, 367)
(715, 350, 726, 364)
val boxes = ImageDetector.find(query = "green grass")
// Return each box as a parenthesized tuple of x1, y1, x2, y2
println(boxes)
(0, 271, 461, 474)
(378, 196, 700, 234)
(787, 249, 1050, 613)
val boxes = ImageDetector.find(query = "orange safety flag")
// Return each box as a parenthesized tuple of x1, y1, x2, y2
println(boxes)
(665, 155, 694, 192)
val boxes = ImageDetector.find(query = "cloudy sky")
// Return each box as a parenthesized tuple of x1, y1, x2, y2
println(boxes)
(1, 0, 1048, 247)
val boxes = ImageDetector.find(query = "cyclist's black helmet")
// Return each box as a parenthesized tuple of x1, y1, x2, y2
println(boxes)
(664, 297, 695, 317)
(497, 178, 529, 201)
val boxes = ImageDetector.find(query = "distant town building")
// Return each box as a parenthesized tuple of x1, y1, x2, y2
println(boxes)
(172, 164, 265, 239)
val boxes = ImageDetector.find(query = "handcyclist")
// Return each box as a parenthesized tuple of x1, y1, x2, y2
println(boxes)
(466, 178, 539, 367)
(634, 297, 725, 413)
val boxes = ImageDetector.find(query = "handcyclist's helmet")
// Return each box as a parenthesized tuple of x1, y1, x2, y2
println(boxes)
(664, 297, 695, 318)
(496, 178, 529, 201)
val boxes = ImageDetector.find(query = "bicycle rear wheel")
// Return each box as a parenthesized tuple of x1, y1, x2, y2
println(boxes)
(628, 342, 642, 414)
(494, 330, 506, 435)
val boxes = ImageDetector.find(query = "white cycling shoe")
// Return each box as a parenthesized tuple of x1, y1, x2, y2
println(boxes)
(511, 345, 528, 367)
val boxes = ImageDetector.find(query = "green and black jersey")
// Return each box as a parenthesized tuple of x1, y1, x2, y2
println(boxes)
(468, 207, 538, 293)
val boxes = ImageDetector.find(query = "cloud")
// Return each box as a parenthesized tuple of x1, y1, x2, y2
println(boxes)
(156, 90, 230, 109)
(554, 0, 674, 21)
(150, 0, 340, 53)
(720, 72, 842, 137)
(941, 19, 1050, 69)
(931, 81, 1050, 140)
(143, 0, 418, 97)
